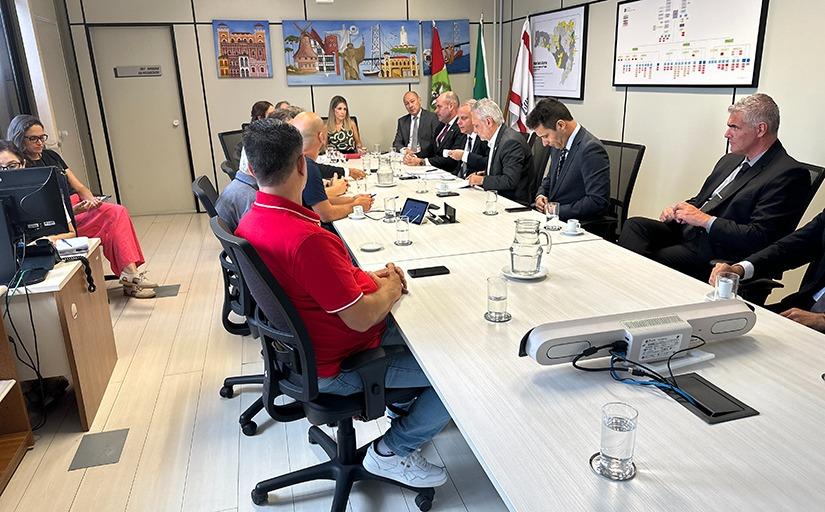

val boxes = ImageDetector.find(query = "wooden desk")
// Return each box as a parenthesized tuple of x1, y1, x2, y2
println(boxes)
(334, 170, 598, 266)
(0, 286, 33, 495)
(3, 239, 117, 431)
(360, 241, 825, 510)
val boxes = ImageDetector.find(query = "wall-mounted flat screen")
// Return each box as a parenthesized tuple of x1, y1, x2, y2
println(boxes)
(613, 0, 769, 87)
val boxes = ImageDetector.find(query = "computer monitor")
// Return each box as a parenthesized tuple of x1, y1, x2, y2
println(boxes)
(0, 166, 70, 285)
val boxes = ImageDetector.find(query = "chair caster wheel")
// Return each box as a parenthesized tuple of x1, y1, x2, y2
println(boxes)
(219, 385, 234, 398)
(241, 421, 257, 436)
(251, 490, 268, 505)
(415, 493, 433, 511)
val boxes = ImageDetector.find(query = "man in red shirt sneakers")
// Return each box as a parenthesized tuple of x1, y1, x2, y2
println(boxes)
(236, 119, 451, 487)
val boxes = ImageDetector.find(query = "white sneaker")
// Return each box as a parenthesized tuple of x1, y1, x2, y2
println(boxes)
(363, 442, 448, 487)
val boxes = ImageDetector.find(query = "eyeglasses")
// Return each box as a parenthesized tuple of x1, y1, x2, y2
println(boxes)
(0, 161, 23, 171)
(25, 134, 49, 143)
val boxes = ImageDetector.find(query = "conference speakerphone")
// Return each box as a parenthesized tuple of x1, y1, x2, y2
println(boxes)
(519, 300, 756, 366)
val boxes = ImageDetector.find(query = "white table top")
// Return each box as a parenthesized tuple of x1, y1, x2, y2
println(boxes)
(0, 379, 14, 402)
(334, 171, 598, 266)
(7, 238, 101, 295)
(371, 240, 825, 510)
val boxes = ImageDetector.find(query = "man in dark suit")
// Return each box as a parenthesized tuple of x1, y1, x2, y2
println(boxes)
(619, 93, 810, 281)
(710, 210, 825, 332)
(468, 99, 532, 205)
(403, 91, 465, 173)
(527, 98, 609, 220)
(392, 91, 443, 158)
(446, 99, 489, 178)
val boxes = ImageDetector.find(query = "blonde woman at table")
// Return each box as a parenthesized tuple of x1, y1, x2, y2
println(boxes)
(7, 115, 157, 299)
(326, 95, 362, 154)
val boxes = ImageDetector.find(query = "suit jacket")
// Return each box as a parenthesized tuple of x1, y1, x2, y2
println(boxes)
(682, 139, 810, 261)
(483, 126, 533, 205)
(747, 210, 825, 310)
(427, 120, 466, 173)
(453, 134, 490, 177)
(392, 109, 443, 158)
(536, 127, 610, 221)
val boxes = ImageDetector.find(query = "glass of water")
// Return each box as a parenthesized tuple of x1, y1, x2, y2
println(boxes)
(394, 216, 412, 246)
(591, 402, 638, 481)
(484, 275, 511, 323)
(713, 271, 740, 300)
(416, 178, 428, 194)
(483, 190, 498, 216)
(383, 197, 397, 223)
(544, 202, 561, 230)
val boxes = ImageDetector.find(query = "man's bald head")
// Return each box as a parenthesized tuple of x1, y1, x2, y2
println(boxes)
(290, 111, 326, 157)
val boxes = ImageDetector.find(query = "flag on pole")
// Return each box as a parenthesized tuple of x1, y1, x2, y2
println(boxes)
(429, 21, 451, 109)
(473, 14, 489, 100)
(507, 19, 534, 134)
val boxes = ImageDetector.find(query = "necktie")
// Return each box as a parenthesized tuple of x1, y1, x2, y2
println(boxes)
(460, 135, 472, 178)
(409, 116, 419, 150)
(436, 123, 449, 147)
(701, 161, 750, 212)
(550, 149, 568, 192)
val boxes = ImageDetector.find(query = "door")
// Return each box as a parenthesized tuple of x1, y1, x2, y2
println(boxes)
(90, 26, 194, 214)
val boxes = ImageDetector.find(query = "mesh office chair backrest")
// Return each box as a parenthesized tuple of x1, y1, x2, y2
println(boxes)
(192, 175, 220, 218)
(802, 162, 825, 205)
(210, 216, 318, 403)
(218, 129, 244, 170)
(600, 140, 645, 230)
(526, 132, 550, 202)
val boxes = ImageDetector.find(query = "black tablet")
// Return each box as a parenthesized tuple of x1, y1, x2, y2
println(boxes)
(400, 198, 429, 224)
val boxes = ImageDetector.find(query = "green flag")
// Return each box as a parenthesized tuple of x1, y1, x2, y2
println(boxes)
(473, 16, 489, 100)
(429, 22, 451, 109)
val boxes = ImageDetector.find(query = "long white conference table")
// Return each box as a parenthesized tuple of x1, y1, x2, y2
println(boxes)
(332, 164, 825, 510)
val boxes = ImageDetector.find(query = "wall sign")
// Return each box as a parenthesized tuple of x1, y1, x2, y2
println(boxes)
(113, 65, 162, 78)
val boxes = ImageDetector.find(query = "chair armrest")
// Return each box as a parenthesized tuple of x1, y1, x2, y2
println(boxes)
(340, 345, 407, 420)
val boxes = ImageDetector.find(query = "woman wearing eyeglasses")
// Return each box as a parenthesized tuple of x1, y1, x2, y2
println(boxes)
(6, 115, 157, 298)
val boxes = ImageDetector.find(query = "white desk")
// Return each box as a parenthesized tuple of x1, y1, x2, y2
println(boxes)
(334, 170, 598, 266)
(3, 239, 118, 430)
(363, 240, 825, 510)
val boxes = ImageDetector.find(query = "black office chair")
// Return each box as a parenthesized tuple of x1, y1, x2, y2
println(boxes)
(220, 160, 237, 181)
(718, 161, 825, 305)
(210, 217, 436, 511)
(218, 129, 244, 170)
(581, 140, 645, 242)
(526, 132, 550, 204)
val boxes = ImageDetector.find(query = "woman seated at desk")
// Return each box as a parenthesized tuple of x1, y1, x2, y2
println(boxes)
(7, 115, 158, 299)
(326, 95, 362, 154)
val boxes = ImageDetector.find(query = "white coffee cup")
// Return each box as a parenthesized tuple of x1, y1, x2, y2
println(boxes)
(352, 205, 364, 217)
(566, 219, 580, 233)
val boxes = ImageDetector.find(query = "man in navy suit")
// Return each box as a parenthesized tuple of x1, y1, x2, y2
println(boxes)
(528, 98, 610, 220)
(468, 99, 532, 205)
(403, 91, 465, 172)
(446, 99, 489, 178)
(710, 210, 825, 332)
(620, 93, 810, 281)
(392, 91, 442, 158)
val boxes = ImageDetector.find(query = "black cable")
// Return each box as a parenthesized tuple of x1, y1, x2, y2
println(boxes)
(608, 350, 670, 384)
(667, 336, 707, 386)
(571, 341, 628, 372)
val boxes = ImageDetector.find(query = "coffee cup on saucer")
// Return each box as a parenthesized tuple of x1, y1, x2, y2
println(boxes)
(565, 219, 580, 234)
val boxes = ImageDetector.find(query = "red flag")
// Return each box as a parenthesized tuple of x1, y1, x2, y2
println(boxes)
(508, 19, 534, 133)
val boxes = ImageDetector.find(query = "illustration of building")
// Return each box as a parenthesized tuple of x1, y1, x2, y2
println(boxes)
(294, 32, 319, 72)
(380, 53, 419, 79)
(322, 34, 340, 74)
(216, 23, 269, 78)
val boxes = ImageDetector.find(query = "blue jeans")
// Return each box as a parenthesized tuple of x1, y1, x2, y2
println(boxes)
(317, 317, 451, 457)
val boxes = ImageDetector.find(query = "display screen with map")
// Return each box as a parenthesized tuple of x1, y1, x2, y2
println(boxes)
(531, 5, 588, 99)
(613, 0, 769, 87)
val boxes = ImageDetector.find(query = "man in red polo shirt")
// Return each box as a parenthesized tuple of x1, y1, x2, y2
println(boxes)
(236, 119, 451, 488)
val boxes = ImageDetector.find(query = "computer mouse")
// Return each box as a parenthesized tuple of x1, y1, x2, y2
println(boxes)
(427, 204, 440, 210)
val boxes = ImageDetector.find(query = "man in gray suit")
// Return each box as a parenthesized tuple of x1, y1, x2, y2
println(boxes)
(529, 98, 610, 220)
(392, 91, 443, 158)
(468, 99, 532, 205)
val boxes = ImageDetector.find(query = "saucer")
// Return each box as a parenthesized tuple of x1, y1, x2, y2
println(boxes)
(348, 213, 366, 220)
(375, 182, 398, 188)
(501, 265, 548, 280)
(359, 242, 384, 252)
(704, 291, 741, 302)
(561, 228, 584, 236)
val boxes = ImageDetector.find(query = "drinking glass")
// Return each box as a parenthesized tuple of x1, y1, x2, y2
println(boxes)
(484, 276, 511, 323)
(394, 216, 412, 246)
(713, 272, 740, 300)
(383, 197, 397, 223)
(416, 178, 428, 194)
(373, 143, 381, 155)
(591, 402, 638, 481)
(544, 202, 561, 231)
(484, 190, 498, 216)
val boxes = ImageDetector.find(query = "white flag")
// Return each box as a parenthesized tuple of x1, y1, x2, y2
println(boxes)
(507, 19, 535, 134)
